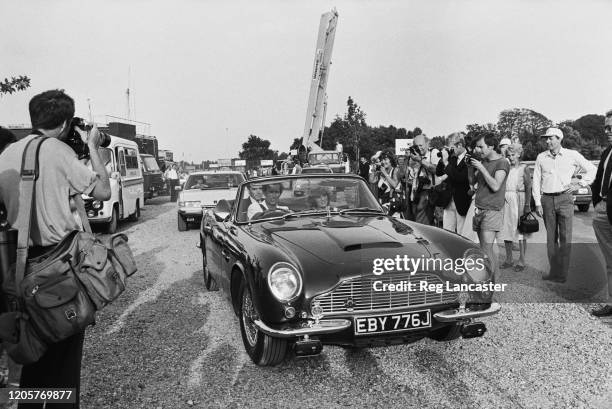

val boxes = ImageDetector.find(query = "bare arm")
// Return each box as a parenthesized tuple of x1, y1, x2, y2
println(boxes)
(84, 125, 111, 200)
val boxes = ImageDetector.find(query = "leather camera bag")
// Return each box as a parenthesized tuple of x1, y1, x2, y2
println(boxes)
(518, 212, 539, 234)
(0, 136, 136, 364)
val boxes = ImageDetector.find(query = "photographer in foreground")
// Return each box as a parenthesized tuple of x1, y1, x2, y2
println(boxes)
(0, 89, 110, 408)
(469, 132, 509, 279)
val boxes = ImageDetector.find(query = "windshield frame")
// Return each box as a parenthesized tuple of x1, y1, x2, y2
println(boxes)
(232, 174, 385, 225)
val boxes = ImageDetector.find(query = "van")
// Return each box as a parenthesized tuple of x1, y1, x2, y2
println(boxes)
(83, 136, 145, 233)
(140, 153, 166, 200)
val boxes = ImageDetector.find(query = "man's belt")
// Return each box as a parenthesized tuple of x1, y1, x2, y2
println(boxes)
(542, 191, 568, 196)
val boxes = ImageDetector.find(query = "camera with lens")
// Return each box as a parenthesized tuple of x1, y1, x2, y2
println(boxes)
(437, 147, 454, 158)
(65, 117, 111, 160)
(408, 146, 421, 157)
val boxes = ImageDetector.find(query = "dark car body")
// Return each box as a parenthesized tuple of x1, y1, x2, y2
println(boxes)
(199, 175, 500, 366)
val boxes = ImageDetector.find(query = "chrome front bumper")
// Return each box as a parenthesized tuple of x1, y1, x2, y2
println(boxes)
(253, 319, 352, 338)
(433, 302, 501, 322)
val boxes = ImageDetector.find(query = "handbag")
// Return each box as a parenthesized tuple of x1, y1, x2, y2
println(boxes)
(518, 212, 539, 234)
(0, 136, 136, 364)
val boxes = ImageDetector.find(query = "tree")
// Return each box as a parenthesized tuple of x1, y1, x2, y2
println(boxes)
(289, 138, 302, 151)
(238, 135, 275, 161)
(573, 114, 605, 146)
(497, 108, 551, 141)
(0, 75, 31, 96)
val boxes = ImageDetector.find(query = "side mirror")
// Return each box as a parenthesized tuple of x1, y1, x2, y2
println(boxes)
(213, 199, 232, 222)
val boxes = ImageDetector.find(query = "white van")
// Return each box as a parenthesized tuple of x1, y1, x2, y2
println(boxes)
(83, 135, 145, 233)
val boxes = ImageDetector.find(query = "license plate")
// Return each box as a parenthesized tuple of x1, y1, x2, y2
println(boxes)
(186, 217, 195, 222)
(354, 310, 431, 335)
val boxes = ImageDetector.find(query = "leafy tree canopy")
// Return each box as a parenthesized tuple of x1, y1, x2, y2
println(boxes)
(238, 135, 275, 161)
(0, 76, 30, 96)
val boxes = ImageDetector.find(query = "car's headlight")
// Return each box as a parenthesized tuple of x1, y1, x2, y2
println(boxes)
(577, 188, 589, 194)
(267, 262, 302, 302)
(92, 200, 103, 210)
(461, 248, 491, 283)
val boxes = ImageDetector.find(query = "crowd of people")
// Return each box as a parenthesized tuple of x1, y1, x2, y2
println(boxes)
(359, 121, 612, 318)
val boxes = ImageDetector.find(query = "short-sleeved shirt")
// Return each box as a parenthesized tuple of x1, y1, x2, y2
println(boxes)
(475, 157, 510, 211)
(0, 135, 98, 246)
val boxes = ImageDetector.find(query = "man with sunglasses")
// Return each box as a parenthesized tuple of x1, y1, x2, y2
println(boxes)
(590, 111, 612, 316)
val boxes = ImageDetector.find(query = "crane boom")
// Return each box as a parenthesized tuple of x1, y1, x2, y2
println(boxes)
(301, 9, 338, 153)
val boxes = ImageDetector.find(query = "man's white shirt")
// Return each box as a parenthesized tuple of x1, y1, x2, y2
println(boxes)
(532, 148, 596, 206)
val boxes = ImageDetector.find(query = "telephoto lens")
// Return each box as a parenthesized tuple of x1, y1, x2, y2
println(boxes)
(65, 117, 111, 159)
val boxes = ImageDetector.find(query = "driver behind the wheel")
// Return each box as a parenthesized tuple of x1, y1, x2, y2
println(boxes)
(190, 178, 206, 189)
(247, 183, 289, 219)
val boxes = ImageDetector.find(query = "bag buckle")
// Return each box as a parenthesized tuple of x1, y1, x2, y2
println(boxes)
(65, 308, 77, 321)
(21, 169, 36, 181)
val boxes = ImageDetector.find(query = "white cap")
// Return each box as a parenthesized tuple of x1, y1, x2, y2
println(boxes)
(499, 138, 512, 146)
(543, 127, 563, 140)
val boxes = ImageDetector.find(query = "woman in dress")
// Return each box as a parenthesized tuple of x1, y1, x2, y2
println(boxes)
(499, 143, 532, 271)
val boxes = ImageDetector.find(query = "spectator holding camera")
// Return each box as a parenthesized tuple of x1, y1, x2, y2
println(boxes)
(0, 89, 111, 407)
(408, 134, 439, 225)
(437, 132, 472, 233)
(469, 132, 510, 277)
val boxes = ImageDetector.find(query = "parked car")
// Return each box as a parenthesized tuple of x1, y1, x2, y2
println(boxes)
(199, 174, 500, 366)
(177, 171, 245, 231)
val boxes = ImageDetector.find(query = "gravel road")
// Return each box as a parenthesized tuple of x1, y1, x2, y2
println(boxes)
(79, 198, 612, 409)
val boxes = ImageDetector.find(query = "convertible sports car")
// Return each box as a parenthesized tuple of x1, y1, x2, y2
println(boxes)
(199, 174, 500, 366)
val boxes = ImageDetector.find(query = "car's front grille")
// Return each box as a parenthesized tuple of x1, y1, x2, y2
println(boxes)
(312, 272, 457, 315)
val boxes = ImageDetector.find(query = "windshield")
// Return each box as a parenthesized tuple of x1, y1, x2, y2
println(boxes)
(308, 152, 341, 165)
(236, 176, 383, 223)
(142, 156, 160, 172)
(185, 173, 245, 190)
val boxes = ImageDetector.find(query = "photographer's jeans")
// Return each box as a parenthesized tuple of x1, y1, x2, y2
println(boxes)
(541, 193, 573, 279)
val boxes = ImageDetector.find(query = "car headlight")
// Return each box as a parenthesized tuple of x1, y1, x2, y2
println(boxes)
(92, 200, 103, 210)
(461, 248, 491, 283)
(577, 188, 589, 194)
(267, 262, 302, 302)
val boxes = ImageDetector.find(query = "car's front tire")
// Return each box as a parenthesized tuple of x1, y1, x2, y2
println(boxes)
(238, 281, 287, 366)
(178, 215, 187, 231)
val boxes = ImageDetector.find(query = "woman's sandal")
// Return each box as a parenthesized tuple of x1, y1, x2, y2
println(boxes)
(514, 264, 525, 272)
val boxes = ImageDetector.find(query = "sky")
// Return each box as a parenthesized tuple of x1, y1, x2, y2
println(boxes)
(2, 0, 612, 162)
